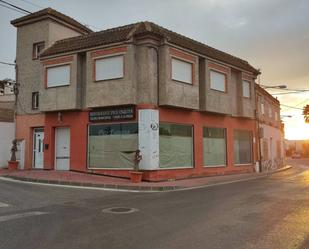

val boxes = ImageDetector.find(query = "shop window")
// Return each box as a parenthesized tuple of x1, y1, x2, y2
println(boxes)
(242, 80, 250, 98)
(159, 123, 193, 168)
(95, 55, 124, 81)
(32, 92, 39, 109)
(171, 58, 193, 84)
(233, 129, 252, 165)
(210, 70, 226, 92)
(203, 127, 227, 166)
(33, 42, 45, 59)
(46, 65, 70, 87)
(88, 123, 138, 168)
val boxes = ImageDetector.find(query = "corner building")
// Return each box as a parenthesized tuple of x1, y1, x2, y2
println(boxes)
(12, 8, 260, 181)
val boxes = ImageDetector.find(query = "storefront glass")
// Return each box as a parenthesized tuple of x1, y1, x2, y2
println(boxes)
(159, 123, 193, 168)
(203, 127, 227, 166)
(88, 123, 138, 168)
(233, 129, 252, 165)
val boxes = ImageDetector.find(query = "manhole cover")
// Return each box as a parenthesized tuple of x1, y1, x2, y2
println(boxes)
(102, 207, 138, 214)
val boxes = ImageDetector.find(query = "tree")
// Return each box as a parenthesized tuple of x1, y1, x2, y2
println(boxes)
(303, 105, 309, 123)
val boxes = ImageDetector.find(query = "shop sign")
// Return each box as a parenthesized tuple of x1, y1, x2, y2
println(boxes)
(89, 106, 135, 122)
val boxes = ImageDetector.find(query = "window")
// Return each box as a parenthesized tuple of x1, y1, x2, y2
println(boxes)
(171, 58, 193, 84)
(88, 123, 138, 168)
(261, 103, 265, 115)
(203, 127, 227, 166)
(233, 130, 252, 165)
(242, 80, 251, 98)
(32, 92, 39, 109)
(95, 55, 124, 81)
(210, 70, 226, 92)
(159, 123, 193, 168)
(33, 42, 45, 59)
(274, 111, 278, 121)
(262, 138, 269, 160)
(269, 106, 272, 118)
(276, 140, 281, 158)
(46, 65, 70, 87)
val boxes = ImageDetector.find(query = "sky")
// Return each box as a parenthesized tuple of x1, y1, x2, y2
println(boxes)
(0, 0, 309, 140)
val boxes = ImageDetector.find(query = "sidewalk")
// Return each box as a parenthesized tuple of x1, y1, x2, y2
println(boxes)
(0, 166, 292, 192)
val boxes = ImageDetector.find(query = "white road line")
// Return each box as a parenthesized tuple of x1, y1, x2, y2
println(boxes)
(0, 211, 49, 223)
(0, 202, 9, 208)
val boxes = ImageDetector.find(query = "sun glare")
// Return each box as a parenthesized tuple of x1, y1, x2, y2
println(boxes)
(285, 121, 309, 140)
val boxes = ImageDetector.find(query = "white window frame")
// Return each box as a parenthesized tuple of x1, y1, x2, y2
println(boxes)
(33, 42, 45, 59)
(46, 64, 71, 88)
(210, 70, 227, 92)
(94, 54, 124, 81)
(171, 57, 193, 84)
(242, 80, 251, 98)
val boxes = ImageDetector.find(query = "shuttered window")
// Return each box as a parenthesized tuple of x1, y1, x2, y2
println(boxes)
(210, 70, 226, 92)
(95, 55, 124, 81)
(47, 65, 70, 87)
(171, 58, 193, 84)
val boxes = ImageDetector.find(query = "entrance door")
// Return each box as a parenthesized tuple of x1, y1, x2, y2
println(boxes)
(33, 128, 44, 169)
(55, 127, 70, 171)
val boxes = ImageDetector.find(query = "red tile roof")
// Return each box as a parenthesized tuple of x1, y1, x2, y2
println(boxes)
(41, 20, 258, 74)
(11, 8, 92, 34)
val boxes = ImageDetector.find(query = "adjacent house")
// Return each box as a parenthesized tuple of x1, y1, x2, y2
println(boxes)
(255, 84, 284, 171)
(0, 107, 14, 168)
(0, 79, 15, 168)
(11, 8, 261, 181)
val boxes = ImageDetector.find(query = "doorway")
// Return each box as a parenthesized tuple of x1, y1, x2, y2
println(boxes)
(55, 127, 70, 171)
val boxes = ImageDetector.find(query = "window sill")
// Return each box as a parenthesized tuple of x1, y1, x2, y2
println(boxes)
(46, 84, 70, 89)
(234, 163, 254, 167)
(94, 77, 124, 83)
(203, 164, 227, 168)
(171, 79, 193, 85)
(159, 166, 194, 170)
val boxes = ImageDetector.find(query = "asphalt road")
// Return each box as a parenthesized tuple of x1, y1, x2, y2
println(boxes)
(0, 159, 309, 249)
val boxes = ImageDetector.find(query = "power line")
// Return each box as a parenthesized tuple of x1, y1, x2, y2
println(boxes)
(0, 2, 27, 14)
(281, 98, 309, 112)
(280, 104, 304, 110)
(0, 61, 15, 66)
(17, 0, 43, 9)
(272, 90, 309, 95)
(0, 0, 31, 14)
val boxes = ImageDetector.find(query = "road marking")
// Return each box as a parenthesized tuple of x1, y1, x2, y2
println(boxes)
(0, 211, 49, 223)
(0, 202, 9, 208)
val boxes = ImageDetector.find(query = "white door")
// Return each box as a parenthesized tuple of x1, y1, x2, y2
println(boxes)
(55, 127, 70, 171)
(33, 129, 44, 169)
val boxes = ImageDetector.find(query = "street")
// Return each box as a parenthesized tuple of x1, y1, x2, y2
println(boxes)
(0, 160, 309, 249)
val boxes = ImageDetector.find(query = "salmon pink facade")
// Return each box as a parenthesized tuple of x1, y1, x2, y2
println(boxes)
(12, 8, 260, 181)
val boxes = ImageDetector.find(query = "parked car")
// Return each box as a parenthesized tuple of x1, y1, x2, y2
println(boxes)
(291, 152, 302, 159)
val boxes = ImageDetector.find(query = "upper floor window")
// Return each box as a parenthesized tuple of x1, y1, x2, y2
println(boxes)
(33, 42, 45, 60)
(261, 103, 265, 115)
(269, 106, 272, 118)
(32, 92, 39, 109)
(242, 80, 251, 98)
(46, 64, 70, 88)
(210, 70, 227, 92)
(275, 111, 278, 121)
(171, 58, 193, 84)
(95, 55, 124, 81)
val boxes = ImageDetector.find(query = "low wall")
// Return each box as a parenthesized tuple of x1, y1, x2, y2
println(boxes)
(0, 122, 15, 167)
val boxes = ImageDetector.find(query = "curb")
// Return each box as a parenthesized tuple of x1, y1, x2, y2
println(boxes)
(0, 165, 293, 192)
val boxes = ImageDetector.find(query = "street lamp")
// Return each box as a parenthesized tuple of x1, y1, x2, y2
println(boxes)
(260, 84, 287, 89)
